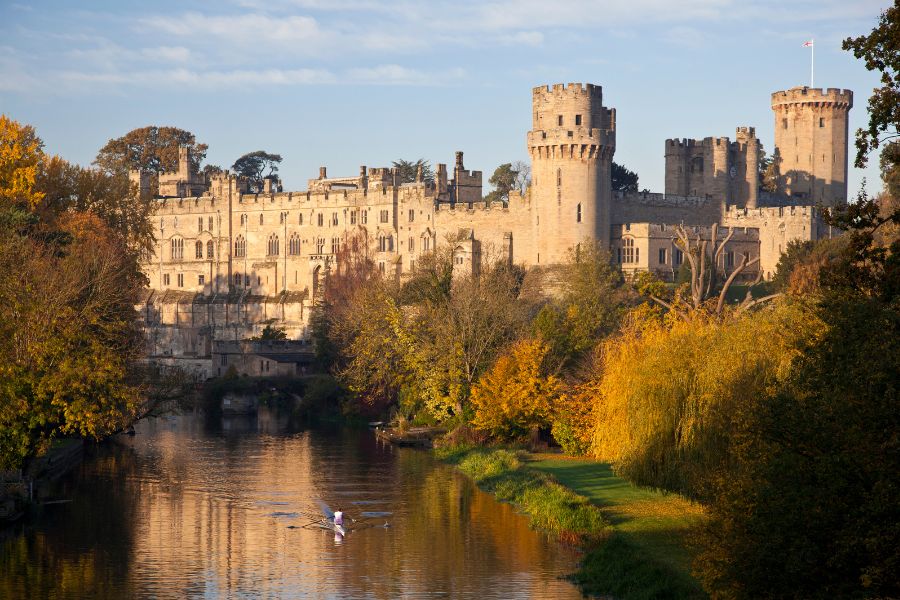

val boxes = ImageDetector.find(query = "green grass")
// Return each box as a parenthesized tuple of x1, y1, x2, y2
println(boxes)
(528, 456, 707, 599)
(436, 446, 708, 599)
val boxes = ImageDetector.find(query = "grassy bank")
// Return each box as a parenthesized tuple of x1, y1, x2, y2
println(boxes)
(436, 446, 706, 599)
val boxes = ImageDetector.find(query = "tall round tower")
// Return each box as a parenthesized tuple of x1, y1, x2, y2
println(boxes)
(527, 83, 616, 265)
(771, 86, 853, 207)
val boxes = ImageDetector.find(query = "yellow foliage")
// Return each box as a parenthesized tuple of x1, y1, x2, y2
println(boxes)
(471, 339, 563, 440)
(0, 115, 45, 208)
(588, 301, 822, 497)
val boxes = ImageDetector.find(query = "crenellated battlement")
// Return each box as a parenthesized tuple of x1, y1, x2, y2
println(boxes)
(771, 86, 853, 109)
(614, 190, 713, 208)
(665, 136, 733, 149)
(532, 82, 603, 100)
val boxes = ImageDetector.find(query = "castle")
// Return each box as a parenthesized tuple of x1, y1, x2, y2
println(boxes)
(137, 82, 851, 377)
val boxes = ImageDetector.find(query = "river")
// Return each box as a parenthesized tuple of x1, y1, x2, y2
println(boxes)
(0, 409, 583, 599)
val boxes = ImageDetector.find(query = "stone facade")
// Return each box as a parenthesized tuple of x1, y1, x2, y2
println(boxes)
(139, 81, 850, 373)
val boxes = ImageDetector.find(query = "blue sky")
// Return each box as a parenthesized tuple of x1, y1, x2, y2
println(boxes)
(0, 0, 891, 195)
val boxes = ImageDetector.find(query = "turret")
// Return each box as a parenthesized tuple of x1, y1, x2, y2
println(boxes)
(771, 86, 853, 207)
(528, 83, 616, 264)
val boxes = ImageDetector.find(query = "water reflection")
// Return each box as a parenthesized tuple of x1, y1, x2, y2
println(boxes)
(0, 409, 580, 599)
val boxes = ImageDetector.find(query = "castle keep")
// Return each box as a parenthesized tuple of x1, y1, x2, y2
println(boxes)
(138, 82, 850, 377)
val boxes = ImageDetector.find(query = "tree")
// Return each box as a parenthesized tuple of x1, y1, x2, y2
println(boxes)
(486, 163, 518, 203)
(470, 339, 563, 441)
(512, 160, 531, 194)
(0, 115, 45, 209)
(202, 164, 224, 179)
(645, 223, 776, 319)
(758, 143, 778, 193)
(232, 151, 282, 193)
(611, 162, 638, 193)
(252, 324, 287, 340)
(842, 1, 900, 168)
(392, 158, 434, 184)
(94, 126, 207, 175)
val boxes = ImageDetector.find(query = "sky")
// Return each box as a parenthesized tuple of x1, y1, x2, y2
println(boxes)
(0, 0, 891, 196)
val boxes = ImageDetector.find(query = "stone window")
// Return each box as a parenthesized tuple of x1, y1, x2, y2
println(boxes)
(379, 262, 385, 273)
(234, 236, 246, 258)
(421, 235, 431, 252)
(622, 237, 635, 264)
(208, 216, 213, 231)
(171, 237, 184, 260)
(317, 213, 324, 227)
(625, 223, 631, 231)
(331, 237, 340, 254)
(280, 212, 285, 225)
(245, 274, 250, 286)
(575, 114, 582, 126)
(240, 214, 247, 225)
(332, 212, 338, 226)
(378, 234, 393, 252)
(259, 214, 264, 225)
(289, 234, 301, 256)
(221, 354, 228, 366)
(362, 211, 368, 225)
(408, 209, 415, 222)
(783, 118, 788, 129)
(177, 273, 184, 287)
(674, 248, 683, 266)
(576, 203, 582, 223)
(557, 115, 563, 126)
(350, 211, 357, 225)
(819, 117, 825, 128)
(234, 273, 242, 286)
(299, 213, 304, 225)
(556, 169, 562, 187)
(691, 157, 704, 173)
(198, 217, 203, 232)
(380, 209, 389, 223)
(408, 237, 414, 252)
(198, 274, 205, 286)
(163, 273, 170, 286)
(207, 240, 214, 259)
(316, 237, 325, 254)
(725, 251, 735, 268)
(659, 248, 667, 265)
(195, 240, 203, 259)
(267, 234, 280, 256)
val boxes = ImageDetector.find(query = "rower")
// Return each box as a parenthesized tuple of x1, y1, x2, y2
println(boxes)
(333, 507, 344, 527)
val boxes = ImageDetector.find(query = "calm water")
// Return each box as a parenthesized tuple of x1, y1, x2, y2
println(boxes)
(0, 409, 582, 599)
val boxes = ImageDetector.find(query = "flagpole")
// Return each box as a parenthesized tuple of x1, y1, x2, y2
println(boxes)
(811, 38, 815, 88)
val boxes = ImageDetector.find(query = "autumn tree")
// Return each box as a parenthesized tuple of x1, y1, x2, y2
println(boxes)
(470, 339, 563, 441)
(232, 150, 283, 192)
(0, 115, 45, 209)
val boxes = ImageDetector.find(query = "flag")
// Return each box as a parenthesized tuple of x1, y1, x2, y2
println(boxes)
(803, 40, 814, 47)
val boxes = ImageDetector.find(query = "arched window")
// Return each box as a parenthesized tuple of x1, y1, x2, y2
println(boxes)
(622, 237, 635, 264)
(576, 203, 582, 223)
(234, 236, 246, 258)
(289, 234, 301, 256)
(240, 214, 247, 226)
(171, 237, 183, 260)
(316, 238, 325, 254)
(195, 240, 203, 259)
(207, 240, 214, 259)
(267, 234, 279, 256)
(299, 213, 304, 225)
(279, 212, 285, 224)
(259, 213, 264, 225)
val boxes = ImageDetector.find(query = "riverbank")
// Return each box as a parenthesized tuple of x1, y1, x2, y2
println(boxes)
(435, 446, 707, 599)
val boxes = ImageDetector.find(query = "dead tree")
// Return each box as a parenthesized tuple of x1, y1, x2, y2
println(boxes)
(650, 223, 780, 319)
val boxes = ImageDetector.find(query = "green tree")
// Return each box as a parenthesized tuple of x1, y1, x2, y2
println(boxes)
(757, 143, 778, 193)
(232, 150, 282, 192)
(94, 126, 207, 175)
(392, 158, 434, 184)
(486, 163, 518, 203)
(611, 162, 639, 192)
(842, 1, 900, 168)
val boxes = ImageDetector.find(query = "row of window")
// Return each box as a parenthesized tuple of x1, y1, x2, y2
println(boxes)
(619, 242, 750, 269)
(162, 273, 206, 287)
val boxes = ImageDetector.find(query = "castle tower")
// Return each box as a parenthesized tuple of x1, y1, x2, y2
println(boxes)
(734, 127, 760, 208)
(528, 83, 615, 265)
(771, 86, 853, 207)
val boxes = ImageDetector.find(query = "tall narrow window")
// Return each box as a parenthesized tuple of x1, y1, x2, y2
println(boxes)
(267, 234, 280, 256)
(575, 114, 582, 126)
(195, 241, 203, 259)
(576, 203, 582, 223)
(207, 240, 214, 259)
(408, 209, 415, 222)
(316, 238, 325, 254)
(819, 117, 825, 128)
(350, 211, 357, 225)
(557, 115, 563, 126)
(208, 216, 213, 231)
(331, 237, 340, 254)
(674, 248, 683, 266)
(556, 168, 562, 187)
(361, 211, 368, 225)
(332, 212, 338, 226)
(299, 213, 304, 225)
(259, 214, 264, 225)
(279, 212, 285, 224)
(409, 237, 415, 252)
(171, 237, 184, 260)
(234, 273, 242, 286)
(198, 274, 205, 286)
(317, 213, 324, 226)
(163, 273, 170, 286)
(289, 234, 301, 256)
(725, 251, 735, 268)
(234, 236, 246, 258)
(198, 217, 203, 232)
(659, 248, 667, 265)
(622, 237, 635, 264)
(177, 273, 184, 287)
